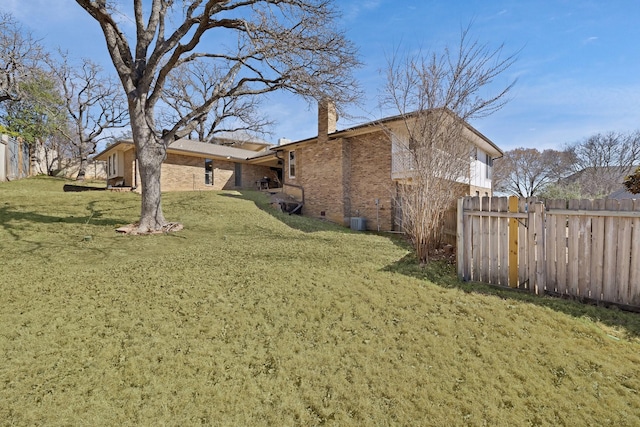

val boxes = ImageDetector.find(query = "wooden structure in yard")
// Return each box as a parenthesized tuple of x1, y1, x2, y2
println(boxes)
(457, 196, 640, 309)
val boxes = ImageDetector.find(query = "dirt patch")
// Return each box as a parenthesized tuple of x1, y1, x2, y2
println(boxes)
(116, 222, 184, 235)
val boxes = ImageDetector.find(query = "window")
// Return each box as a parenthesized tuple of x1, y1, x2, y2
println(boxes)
(234, 163, 242, 187)
(204, 159, 213, 185)
(485, 153, 493, 179)
(289, 151, 296, 178)
(108, 153, 118, 177)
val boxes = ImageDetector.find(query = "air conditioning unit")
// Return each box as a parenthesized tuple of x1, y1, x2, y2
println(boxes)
(350, 217, 366, 231)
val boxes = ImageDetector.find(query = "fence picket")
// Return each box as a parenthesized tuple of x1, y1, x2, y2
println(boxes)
(471, 197, 481, 282)
(533, 202, 546, 295)
(463, 197, 473, 281)
(578, 199, 592, 298)
(630, 200, 640, 305)
(498, 197, 509, 286)
(518, 198, 528, 289)
(545, 199, 559, 293)
(567, 199, 580, 296)
(616, 199, 632, 304)
(481, 197, 491, 283)
(527, 199, 538, 293)
(590, 199, 606, 301)
(490, 197, 500, 284)
(603, 199, 619, 302)
(554, 199, 568, 295)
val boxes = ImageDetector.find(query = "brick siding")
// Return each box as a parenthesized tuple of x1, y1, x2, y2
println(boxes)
(160, 153, 276, 192)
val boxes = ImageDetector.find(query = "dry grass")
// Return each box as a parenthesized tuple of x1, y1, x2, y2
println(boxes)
(1, 176, 640, 426)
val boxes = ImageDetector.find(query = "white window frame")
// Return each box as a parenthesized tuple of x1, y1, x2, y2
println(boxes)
(288, 150, 296, 178)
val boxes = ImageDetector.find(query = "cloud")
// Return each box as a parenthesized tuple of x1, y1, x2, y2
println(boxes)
(343, 0, 383, 21)
(583, 36, 599, 44)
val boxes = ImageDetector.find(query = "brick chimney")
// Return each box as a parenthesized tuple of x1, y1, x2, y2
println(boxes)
(318, 98, 337, 144)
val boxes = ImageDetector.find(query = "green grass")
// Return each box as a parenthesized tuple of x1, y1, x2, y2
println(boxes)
(1, 176, 640, 426)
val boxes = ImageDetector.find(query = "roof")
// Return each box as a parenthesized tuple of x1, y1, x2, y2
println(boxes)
(275, 109, 503, 157)
(210, 130, 270, 144)
(94, 138, 278, 163)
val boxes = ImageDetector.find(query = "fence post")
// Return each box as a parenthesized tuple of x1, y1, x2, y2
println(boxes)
(530, 201, 546, 295)
(508, 196, 519, 288)
(456, 197, 464, 280)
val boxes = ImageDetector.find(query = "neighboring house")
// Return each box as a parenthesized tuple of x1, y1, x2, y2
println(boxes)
(1, 134, 31, 181)
(0, 135, 6, 181)
(560, 166, 638, 199)
(275, 101, 503, 231)
(94, 137, 281, 192)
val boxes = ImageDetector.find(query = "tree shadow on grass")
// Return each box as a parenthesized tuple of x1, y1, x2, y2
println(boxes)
(0, 204, 130, 241)
(384, 253, 640, 341)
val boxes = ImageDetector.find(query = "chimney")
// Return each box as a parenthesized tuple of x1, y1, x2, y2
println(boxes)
(318, 98, 337, 144)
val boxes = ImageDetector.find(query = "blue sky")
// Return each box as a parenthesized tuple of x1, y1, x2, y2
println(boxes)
(5, 1, 640, 151)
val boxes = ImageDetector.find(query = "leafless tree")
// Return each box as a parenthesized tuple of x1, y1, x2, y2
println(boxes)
(36, 129, 77, 176)
(0, 13, 45, 104)
(565, 131, 640, 197)
(381, 25, 516, 263)
(493, 148, 575, 197)
(76, 0, 360, 233)
(159, 61, 274, 143)
(48, 52, 128, 180)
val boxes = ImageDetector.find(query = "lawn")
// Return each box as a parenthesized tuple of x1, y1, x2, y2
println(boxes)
(1, 176, 639, 426)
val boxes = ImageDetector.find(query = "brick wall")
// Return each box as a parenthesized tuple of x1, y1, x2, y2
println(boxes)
(160, 153, 276, 192)
(239, 163, 279, 190)
(282, 129, 493, 232)
(347, 132, 394, 231)
(285, 139, 346, 225)
(284, 131, 395, 230)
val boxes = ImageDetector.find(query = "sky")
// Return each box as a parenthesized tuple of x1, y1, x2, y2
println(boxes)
(5, 0, 640, 152)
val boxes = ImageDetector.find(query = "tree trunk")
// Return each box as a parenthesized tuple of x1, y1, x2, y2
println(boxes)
(137, 150, 167, 232)
(76, 155, 87, 181)
(134, 128, 168, 233)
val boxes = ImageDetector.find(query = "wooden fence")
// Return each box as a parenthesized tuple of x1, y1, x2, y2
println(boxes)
(456, 196, 640, 308)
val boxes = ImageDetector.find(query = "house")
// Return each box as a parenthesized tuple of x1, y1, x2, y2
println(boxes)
(275, 100, 502, 231)
(93, 136, 281, 191)
(1, 134, 30, 181)
(560, 166, 638, 199)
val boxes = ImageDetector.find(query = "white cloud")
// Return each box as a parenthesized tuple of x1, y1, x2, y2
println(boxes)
(342, 0, 383, 21)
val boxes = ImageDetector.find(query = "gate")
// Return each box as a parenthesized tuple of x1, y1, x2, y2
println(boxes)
(457, 196, 640, 308)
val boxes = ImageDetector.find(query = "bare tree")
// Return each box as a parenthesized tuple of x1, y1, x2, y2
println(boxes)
(493, 148, 575, 197)
(36, 129, 77, 176)
(160, 61, 274, 143)
(566, 131, 640, 198)
(76, 0, 360, 233)
(381, 25, 516, 263)
(48, 52, 128, 181)
(0, 13, 45, 104)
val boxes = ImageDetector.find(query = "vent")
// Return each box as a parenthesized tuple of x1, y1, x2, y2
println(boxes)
(350, 217, 366, 231)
